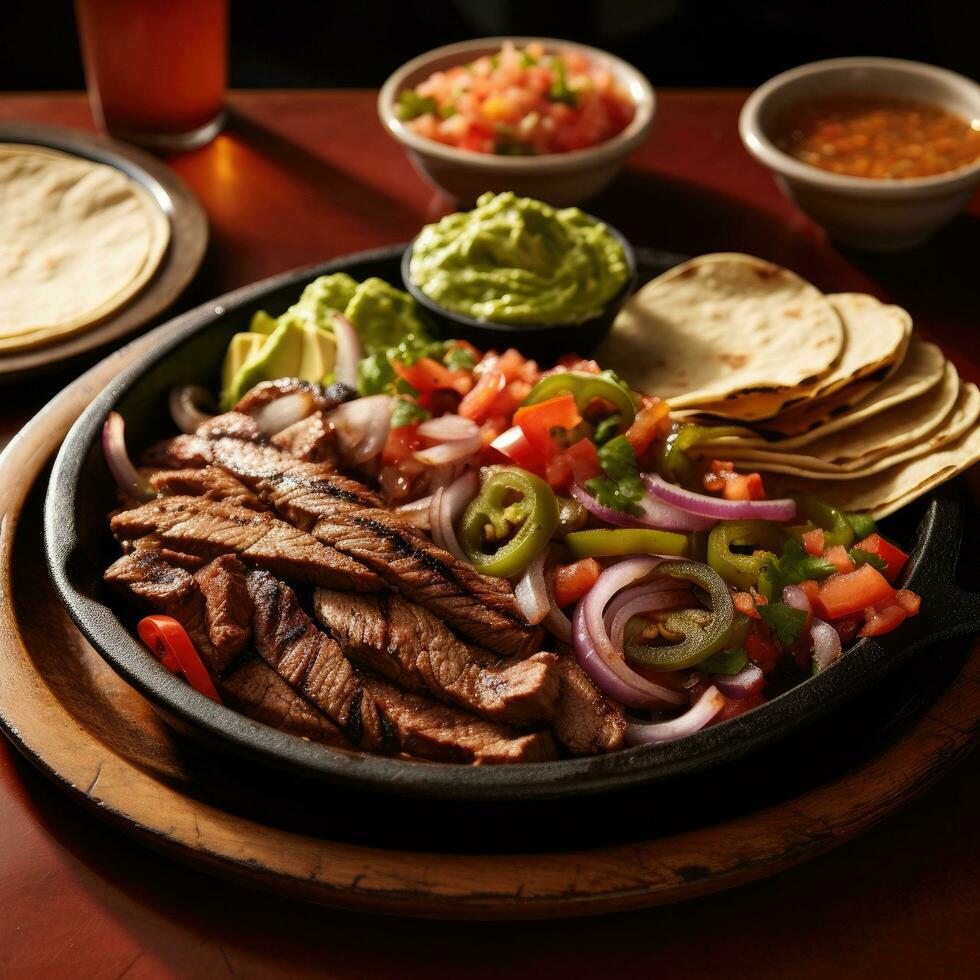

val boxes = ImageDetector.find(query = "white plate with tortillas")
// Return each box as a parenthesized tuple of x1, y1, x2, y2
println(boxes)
(0, 124, 207, 381)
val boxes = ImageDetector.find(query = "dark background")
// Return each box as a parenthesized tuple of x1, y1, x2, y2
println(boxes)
(5, 0, 979, 91)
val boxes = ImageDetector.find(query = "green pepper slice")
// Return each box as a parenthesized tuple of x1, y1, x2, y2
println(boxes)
(655, 423, 752, 486)
(624, 560, 736, 670)
(458, 466, 559, 577)
(564, 528, 689, 559)
(786, 492, 854, 548)
(524, 371, 637, 424)
(707, 520, 789, 591)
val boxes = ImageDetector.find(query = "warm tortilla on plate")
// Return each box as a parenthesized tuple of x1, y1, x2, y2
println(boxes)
(730, 380, 978, 481)
(721, 337, 947, 445)
(596, 253, 844, 420)
(0, 144, 169, 352)
(708, 360, 962, 472)
(768, 422, 980, 519)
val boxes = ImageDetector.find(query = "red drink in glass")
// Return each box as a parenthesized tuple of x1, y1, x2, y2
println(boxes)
(76, 0, 228, 150)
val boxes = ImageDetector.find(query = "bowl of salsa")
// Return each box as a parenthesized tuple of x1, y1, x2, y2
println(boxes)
(378, 37, 655, 206)
(739, 57, 980, 250)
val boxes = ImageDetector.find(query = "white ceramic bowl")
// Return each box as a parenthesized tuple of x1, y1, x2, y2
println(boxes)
(378, 37, 655, 206)
(740, 57, 980, 250)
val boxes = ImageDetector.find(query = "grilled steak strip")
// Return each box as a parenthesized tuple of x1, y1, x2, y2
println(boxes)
(106, 550, 348, 746)
(313, 590, 560, 726)
(271, 411, 337, 464)
(248, 571, 557, 764)
(194, 555, 254, 670)
(127, 533, 209, 571)
(206, 437, 542, 658)
(233, 378, 351, 416)
(197, 411, 264, 443)
(141, 433, 210, 470)
(110, 495, 383, 592)
(149, 466, 267, 511)
(553, 654, 626, 754)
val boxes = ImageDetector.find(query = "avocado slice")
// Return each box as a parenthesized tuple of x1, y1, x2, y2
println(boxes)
(222, 319, 305, 410)
(221, 332, 266, 394)
(299, 324, 337, 384)
(249, 310, 280, 336)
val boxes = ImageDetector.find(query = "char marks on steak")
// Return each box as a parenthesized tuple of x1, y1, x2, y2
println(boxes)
(149, 466, 266, 511)
(552, 654, 626, 754)
(110, 495, 382, 592)
(206, 436, 541, 658)
(313, 590, 560, 725)
(248, 571, 556, 763)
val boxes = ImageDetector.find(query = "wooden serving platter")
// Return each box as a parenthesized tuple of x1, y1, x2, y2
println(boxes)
(1, 331, 979, 919)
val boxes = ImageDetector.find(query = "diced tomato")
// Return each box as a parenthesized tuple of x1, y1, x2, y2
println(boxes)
(625, 399, 671, 456)
(489, 425, 544, 474)
(824, 544, 855, 574)
(479, 415, 510, 448)
(458, 369, 506, 423)
(816, 563, 895, 619)
(393, 356, 466, 395)
(381, 424, 424, 465)
(478, 347, 527, 383)
(745, 622, 780, 673)
(545, 453, 573, 490)
(802, 528, 825, 556)
(563, 438, 601, 483)
(703, 460, 766, 501)
(715, 692, 764, 722)
(487, 379, 532, 420)
(859, 602, 907, 637)
(799, 579, 820, 602)
(553, 558, 602, 608)
(855, 533, 909, 582)
(138, 615, 221, 702)
(513, 393, 582, 456)
(733, 591, 762, 619)
(895, 589, 921, 615)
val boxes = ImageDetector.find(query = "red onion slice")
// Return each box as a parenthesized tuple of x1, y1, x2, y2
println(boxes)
(102, 412, 156, 502)
(811, 618, 842, 672)
(607, 589, 695, 652)
(570, 483, 717, 532)
(543, 599, 573, 645)
(713, 663, 765, 699)
(396, 493, 434, 529)
(414, 434, 482, 466)
(644, 472, 797, 522)
(417, 414, 480, 442)
(251, 390, 317, 436)
(168, 385, 215, 434)
(625, 685, 727, 746)
(429, 470, 477, 562)
(328, 395, 394, 464)
(782, 583, 813, 633)
(331, 314, 363, 389)
(514, 548, 550, 625)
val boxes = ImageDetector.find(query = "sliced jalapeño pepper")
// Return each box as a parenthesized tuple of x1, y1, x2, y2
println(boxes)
(564, 528, 689, 559)
(458, 466, 559, 577)
(624, 560, 735, 670)
(707, 520, 789, 591)
(524, 371, 637, 425)
(786, 492, 854, 549)
(655, 423, 751, 487)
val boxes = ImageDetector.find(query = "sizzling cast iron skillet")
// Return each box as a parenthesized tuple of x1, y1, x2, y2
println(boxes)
(44, 245, 980, 802)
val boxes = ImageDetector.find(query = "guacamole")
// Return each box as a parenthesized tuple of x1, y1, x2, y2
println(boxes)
(409, 192, 629, 326)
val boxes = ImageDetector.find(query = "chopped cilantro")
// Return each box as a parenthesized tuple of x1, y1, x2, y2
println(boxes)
(444, 345, 476, 372)
(849, 547, 888, 572)
(395, 89, 439, 121)
(391, 398, 431, 429)
(390, 335, 444, 367)
(759, 602, 807, 647)
(592, 413, 623, 446)
(548, 56, 577, 106)
(585, 435, 645, 515)
(701, 647, 749, 675)
(758, 539, 836, 602)
(357, 350, 395, 395)
(845, 512, 877, 539)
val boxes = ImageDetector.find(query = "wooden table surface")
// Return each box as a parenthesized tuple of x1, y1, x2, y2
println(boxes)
(1, 89, 978, 978)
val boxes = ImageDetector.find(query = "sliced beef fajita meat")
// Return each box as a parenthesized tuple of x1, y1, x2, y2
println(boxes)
(271, 411, 337, 465)
(141, 433, 210, 470)
(127, 533, 209, 571)
(111, 495, 382, 592)
(197, 411, 263, 443)
(248, 571, 556, 763)
(232, 377, 355, 416)
(194, 554, 253, 671)
(106, 550, 349, 746)
(552, 654, 626, 755)
(149, 465, 267, 511)
(313, 590, 560, 726)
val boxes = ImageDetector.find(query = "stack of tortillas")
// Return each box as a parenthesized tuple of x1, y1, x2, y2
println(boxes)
(597, 253, 980, 519)
(0, 144, 169, 353)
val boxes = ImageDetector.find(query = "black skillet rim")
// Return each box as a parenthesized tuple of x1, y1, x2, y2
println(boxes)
(43, 243, 977, 802)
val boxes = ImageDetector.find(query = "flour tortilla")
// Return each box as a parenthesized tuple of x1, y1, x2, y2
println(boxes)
(597, 253, 844, 420)
(736, 381, 978, 481)
(709, 360, 962, 473)
(770, 422, 980, 519)
(0, 144, 169, 351)
(720, 337, 946, 445)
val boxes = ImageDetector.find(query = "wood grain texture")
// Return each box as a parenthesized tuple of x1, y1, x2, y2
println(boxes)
(0, 90, 978, 975)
